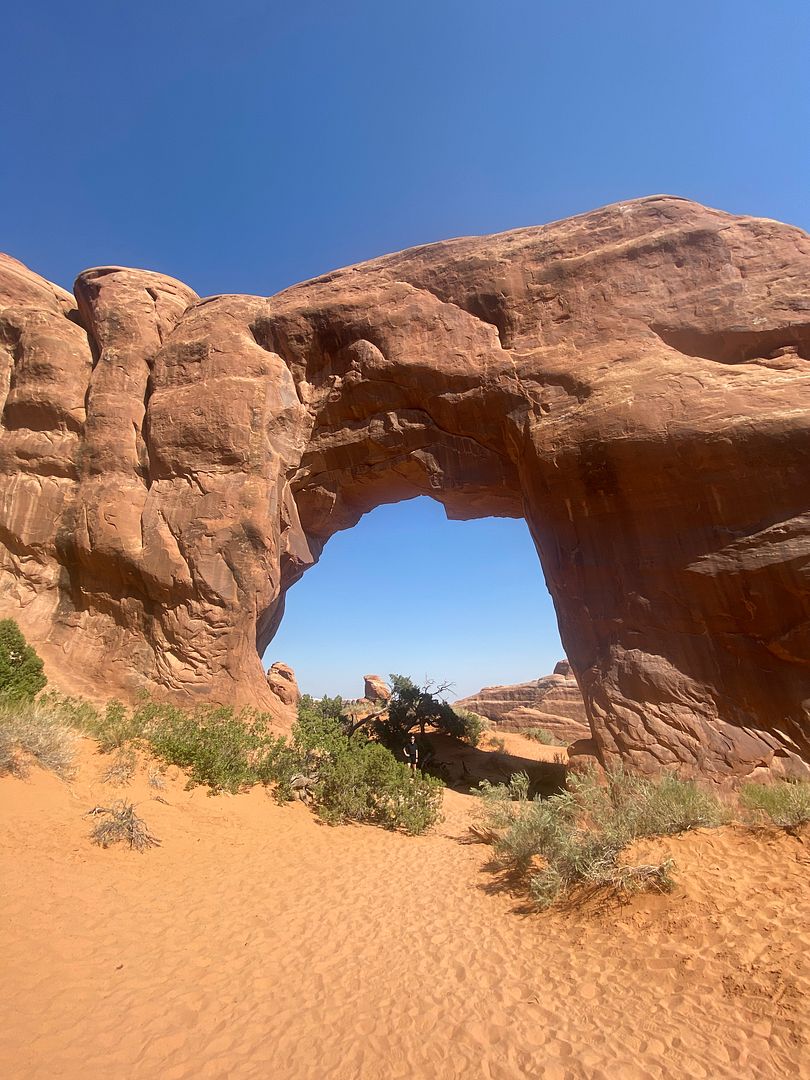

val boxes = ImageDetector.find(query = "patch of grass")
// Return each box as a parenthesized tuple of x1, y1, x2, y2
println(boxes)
(740, 780, 810, 831)
(476, 766, 729, 909)
(524, 728, 566, 746)
(0, 699, 78, 780)
(88, 801, 160, 852)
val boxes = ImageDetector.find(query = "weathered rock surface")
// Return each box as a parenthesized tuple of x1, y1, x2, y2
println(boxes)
(266, 662, 300, 709)
(363, 675, 391, 704)
(455, 664, 590, 743)
(2, 197, 810, 778)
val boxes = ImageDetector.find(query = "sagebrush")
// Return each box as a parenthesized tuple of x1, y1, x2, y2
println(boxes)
(476, 766, 729, 909)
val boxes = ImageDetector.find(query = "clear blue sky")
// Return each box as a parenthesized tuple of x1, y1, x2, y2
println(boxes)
(4, 2, 809, 698)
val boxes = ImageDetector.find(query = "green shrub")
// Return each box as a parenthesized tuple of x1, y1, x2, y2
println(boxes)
(292, 697, 442, 833)
(524, 728, 565, 746)
(476, 766, 727, 909)
(70, 690, 444, 833)
(38, 691, 100, 730)
(0, 698, 78, 779)
(84, 699, 147, 753)
(145, 703, 286, 794)
(454, 709, 487, 748)
(0, 619, 46, 701)
(740, 780, 810, 830)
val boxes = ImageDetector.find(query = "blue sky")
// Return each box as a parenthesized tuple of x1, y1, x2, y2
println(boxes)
(4, 2, 809, 697)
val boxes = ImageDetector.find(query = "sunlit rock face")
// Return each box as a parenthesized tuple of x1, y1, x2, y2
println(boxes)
(2, 195, 810, 779)
(455, 665, 591, 744)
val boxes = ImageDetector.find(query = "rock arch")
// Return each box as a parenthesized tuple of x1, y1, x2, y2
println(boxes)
(1, 195, 809, 779)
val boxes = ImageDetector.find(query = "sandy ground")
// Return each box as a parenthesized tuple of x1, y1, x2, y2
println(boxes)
(1, 736, 808, 1080)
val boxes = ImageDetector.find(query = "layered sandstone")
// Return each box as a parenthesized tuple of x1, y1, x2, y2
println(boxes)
(2, 196, 810, 778)
(455, 664, 590, 743)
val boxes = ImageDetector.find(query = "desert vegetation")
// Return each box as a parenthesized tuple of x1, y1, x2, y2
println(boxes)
(2, 618, 809, 874)
(70, 690, 444, 835)
(740, 779, 810, 831)
(523, 727, 566, 746)
(475, 766, 733, 909)
(88, 800, 161, 852)
(345, 674, 486, 749)
(0, 620, 77, 779)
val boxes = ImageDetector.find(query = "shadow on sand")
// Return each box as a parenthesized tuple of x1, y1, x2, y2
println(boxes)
(422, 732, 567, 798)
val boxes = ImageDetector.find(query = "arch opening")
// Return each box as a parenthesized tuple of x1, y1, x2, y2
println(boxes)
(263, 495, 564, 702)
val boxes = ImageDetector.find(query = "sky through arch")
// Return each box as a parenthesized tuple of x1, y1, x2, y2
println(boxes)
(264, 496, 563, 701)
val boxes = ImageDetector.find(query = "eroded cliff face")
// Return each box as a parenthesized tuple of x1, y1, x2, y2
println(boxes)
(1, 196, 809, 779)
(455, 664, 591, 744)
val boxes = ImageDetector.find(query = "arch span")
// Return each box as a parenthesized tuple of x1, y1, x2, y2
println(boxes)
(1, 196, 810, 779)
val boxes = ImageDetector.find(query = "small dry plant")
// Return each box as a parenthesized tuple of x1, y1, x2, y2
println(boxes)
(0, 700, 78, 780)
(88, 800, 160, 852)
(101, 747, 137, 786)
(147, 765, 166, 790)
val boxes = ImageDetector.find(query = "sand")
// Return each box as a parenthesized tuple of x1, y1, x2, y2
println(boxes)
(1, 736, 808, 1079)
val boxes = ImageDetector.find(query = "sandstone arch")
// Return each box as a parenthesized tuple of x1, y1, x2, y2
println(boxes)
(1, 195, 809, 780)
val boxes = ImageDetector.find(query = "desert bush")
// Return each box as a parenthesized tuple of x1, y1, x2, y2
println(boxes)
(70, 691, 442, 833)
(38, 690, 100, 730)
(293, 697, 442, 833)
(145, 703, 287, 794)
(147, 766, 166, 790)
(740, 780, 810, 830)
(476, 766, 726, 909)
(572, 767, 731, 838)
(89, 800, 160, 852)
(0, 619, 46, 702)
(102, 747, 137, 786)
(525, 728, 565, 746)
(454, 709, 487, 748)
(0, 699, 77, 779)
(83, 699, 147, 752)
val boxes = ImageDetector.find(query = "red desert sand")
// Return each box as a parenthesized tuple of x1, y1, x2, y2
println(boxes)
(2, 734, 808, 1080)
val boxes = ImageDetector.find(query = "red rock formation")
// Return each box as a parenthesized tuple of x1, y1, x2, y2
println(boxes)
(1, 196, 809, 779)
(455, 665, 590, 743)
(363, 675, 391, 704)
(266, 662, 300, 709)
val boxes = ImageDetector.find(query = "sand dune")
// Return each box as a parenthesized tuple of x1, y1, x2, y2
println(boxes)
(1, 739, 808, 1079)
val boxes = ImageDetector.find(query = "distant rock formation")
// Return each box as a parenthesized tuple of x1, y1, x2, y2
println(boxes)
(2, 196, 810, 777)
(455, 662, 591, 744)
(266, 662, 300, 708)
(363, 675, 391, 704)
